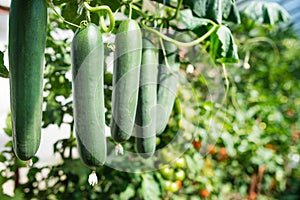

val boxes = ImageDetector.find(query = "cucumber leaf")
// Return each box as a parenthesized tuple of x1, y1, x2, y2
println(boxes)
(238, 1, 290, 25)
(227, 3, 241, 24)
(210, 25, 239, 63)
(205, 0, 222, 24)
(0, 51, 9, 78)
(182, 0, 239, 24)
(180, 9, 210, 30)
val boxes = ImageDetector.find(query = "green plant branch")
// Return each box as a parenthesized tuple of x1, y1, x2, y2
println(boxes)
(222, 63, 229, 105)
(243, 36, 280, 63)
(141, 21, 218, 47)
(83, 2, 115, 33)
(129, 3, 133, 19)
(49, 1, 81, 28)
(168, 0, 183, 21)
(131, 4, 149, 19)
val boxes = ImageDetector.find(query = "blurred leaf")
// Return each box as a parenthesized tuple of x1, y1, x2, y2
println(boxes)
(0, 51, 9, 78)
(96, 0, 121, 12)
(239, 1, 290, 25)
(0, 193, 12, 200)
(62, 159, 90, 185)
(141, 174, 160, 200)
(52, 0, 74, 6)
(4, 113, 12, 137)
(5, 141, 12, 148)
(119, 184, 135, 200)
(0, 155, 6, 162)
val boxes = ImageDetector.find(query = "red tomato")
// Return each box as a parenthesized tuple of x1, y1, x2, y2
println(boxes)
(200, 189, 210, 198)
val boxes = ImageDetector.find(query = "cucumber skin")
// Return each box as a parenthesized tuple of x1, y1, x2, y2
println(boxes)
(135, 37, 157, 158)
(9, 0, 47, 161)
(72, 24, 106, 168)
(111, 19, 142, 143)
(156, 40, 180, 135)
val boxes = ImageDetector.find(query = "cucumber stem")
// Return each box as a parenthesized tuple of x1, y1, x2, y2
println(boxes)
(168, 0, 183, 20)
(129, 3, 133, 20)
(86, 10, 91, 22)
(48, 0, 81, 29)
(88, 171, 98, 186)
(140, 21, 218, 47)
(83, 2, 115, 33)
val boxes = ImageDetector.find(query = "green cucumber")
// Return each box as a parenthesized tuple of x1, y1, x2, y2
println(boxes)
(156, 39, 180, 135)
(71, 23, 106, 168)
(135, 36, 157, 158)
(9, 0, 47, 161)
(111, 19, 142, 143)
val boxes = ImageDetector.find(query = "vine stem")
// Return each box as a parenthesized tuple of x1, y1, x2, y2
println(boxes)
(168, 0, 183, 20)
(131, 4, 149, 19)
(141, 22, 218, 47)
(129, 3, 133, 20)
(83, 2, 115, 33)
(48, 0, 81, 29)
(243, 36, 280, 63)
(221, 63, 229, 106)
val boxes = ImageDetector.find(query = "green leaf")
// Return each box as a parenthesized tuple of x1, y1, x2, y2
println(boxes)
(184, 0, 207, 18)
(5, 141, 12, 148)
(14, 189, 25, 200)
(205, 0, 222, 24)
(238, 2, 290, 25)
(4, 113, 12, 137)
(0, 51, 9, 78)
(222, 0, 232, 20)
(227, 3, 241, 23)
(61, 2, 85, 31)
(52, 0, 74, 6)
(62, 159, 90, 185)
(0, 154, 6, 162)
(96, 0, 121, 12)
(180, 9, 210, 30)
(141, 174, 160, 200)
(182, 0, 240, 24)
(209, 25, 239, 63)
(0, 193, 12, 200)
(61, 2, 99, 31)
(119, 184, 135, 200)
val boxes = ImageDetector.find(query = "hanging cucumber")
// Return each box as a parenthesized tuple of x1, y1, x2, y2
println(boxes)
(71, 23, 106, 170)
(8, 0, 47, 163)
(135, 36, 158, 158)
(156, 39, 180, 135)
(111, 19, 142, 143)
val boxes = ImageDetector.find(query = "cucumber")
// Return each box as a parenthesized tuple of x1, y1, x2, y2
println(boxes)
(135, 36, 157, 158)
(111, 19, 142, 143)
(8, 0, 47, 161)
(156, 39, 180, 135)
(71, 23, 106, 168)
